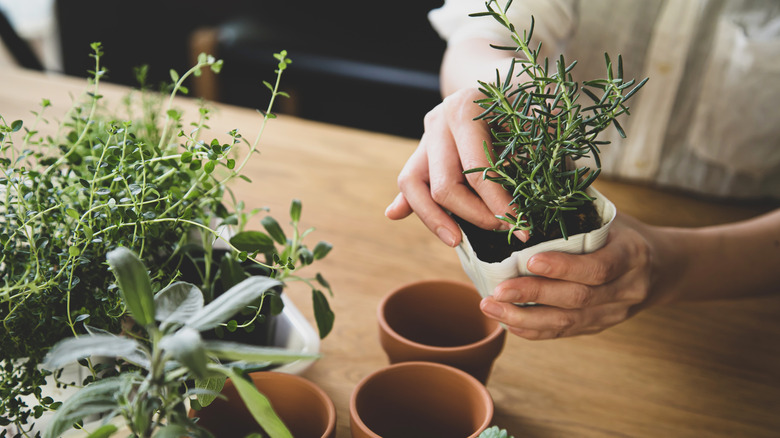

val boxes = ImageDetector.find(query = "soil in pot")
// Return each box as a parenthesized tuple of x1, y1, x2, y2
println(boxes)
(453, 200, 602, 263)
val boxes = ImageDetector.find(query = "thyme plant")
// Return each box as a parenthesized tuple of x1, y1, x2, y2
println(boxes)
(466, 0, 647, 240)
(0, 44, 333, 435)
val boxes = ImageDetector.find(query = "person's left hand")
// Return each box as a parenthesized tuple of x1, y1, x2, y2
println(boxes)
(479, 213, 666, 339)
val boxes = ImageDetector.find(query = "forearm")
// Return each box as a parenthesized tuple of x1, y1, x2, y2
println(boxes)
(439, 38, 518, 97)
(651, 209, 780, 303)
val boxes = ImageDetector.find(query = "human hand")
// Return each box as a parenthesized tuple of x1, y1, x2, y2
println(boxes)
(479, 214, 663, 339)
(385, 87, 529, 246)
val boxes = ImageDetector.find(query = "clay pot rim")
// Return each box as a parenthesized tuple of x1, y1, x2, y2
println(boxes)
(349, 361, 494, 438)
(190, 371, 337, 438)
(249, 371, 337, 438)
(378, 279, 506, 353)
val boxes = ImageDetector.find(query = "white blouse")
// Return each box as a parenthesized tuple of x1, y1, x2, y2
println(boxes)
(429, 0, 780, 200)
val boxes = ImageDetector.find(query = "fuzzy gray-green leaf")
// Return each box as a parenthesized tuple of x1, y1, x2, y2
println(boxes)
(43, 376, 126, 438)
(185, 276, 282, 331)
(203, 341, 317, 363)
(107, 247, 155, 327)
(219, 368, 292, 438)
(43, 334, 140, 370)
(159, 327, 209, 378)
(194, 375, 226, 408)
(154, 281, 204, 326)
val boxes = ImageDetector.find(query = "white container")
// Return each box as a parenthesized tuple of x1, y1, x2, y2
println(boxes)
(455, 187, 616, 299)
(272, 293, 321, 374)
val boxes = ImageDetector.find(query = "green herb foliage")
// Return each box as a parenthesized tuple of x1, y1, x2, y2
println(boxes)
(42, 247, 313, 438)
(478, 426, 515, 438)
(0, 44, 333, 434)
(465, 0, 647, 240)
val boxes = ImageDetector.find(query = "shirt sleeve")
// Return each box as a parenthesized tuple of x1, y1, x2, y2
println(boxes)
(428, 0, 578, 50)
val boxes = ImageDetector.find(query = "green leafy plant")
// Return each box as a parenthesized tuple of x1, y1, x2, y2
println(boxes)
(0, 44, 333, 434)
(42, 247, 311, 438)
(478, 426, 515, 438)
(465, 0, 647, 241)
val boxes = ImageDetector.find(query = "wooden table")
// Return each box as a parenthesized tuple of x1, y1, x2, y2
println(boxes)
(2, 66, 779, 438)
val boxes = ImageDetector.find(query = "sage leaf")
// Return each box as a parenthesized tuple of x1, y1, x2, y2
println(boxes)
(151, 425, 191, 438)
(154, 281, 204, 326)
(202, 341, 317, 364)
(159, 327, 208, 379)
(185, 276, 282, 331)
(43, 334, 140, 370)
(194, 375, 226, 408)
(107, 247, 155, 327)
(43, 376, 126, 438)
(85, 424, 118, 438)
(220, 368, 292, 438)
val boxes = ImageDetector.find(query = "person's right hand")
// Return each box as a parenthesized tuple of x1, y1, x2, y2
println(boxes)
(384, 87, 529, 246)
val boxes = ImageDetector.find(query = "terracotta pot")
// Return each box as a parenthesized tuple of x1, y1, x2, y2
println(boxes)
(190, 371, 336, 438)
(456, 186, 616, 300)
(378, 279, 506, 384)
(350, 361, 493, 438)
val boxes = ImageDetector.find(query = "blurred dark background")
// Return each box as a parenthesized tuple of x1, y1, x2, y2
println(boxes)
(1, 0, 446, 139)
(58, 0, 447, 139)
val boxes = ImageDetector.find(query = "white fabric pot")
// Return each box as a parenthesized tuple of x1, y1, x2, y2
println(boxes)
(455, 187, 616, 299)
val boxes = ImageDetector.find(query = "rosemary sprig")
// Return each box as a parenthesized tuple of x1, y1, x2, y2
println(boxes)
(465, 0, 648, 240)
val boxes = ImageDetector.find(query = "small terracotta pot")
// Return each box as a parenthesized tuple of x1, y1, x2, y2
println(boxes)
(378, 279, 506, 384)
(189, 371, 336, 438)
(350, 361, 493, 438)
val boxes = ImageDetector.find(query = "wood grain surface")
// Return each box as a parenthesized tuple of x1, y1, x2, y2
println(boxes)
(2, 67, 778, 438)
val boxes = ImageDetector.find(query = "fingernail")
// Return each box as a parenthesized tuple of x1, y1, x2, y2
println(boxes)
(527, 257, 550, 275)
(514, 229, 529, 242)
(480, 298, 502, 318)
(436, 227, 457, 247)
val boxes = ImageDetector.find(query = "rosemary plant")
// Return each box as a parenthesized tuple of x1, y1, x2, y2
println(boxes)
(0, 44, 334, 435)
(465, 0, 647, 241)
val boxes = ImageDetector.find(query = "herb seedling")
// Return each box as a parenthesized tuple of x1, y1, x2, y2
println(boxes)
(466, 0, 647, 241)
(0, 44, 334, 434)
(42, 247, 310, 438)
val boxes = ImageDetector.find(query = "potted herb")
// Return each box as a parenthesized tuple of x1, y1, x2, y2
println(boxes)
(43, 247, 318, 438)
(479, 426, 514, 438)
(0, 44, 334, 434)
(454, 1, 647, 298)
